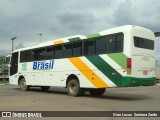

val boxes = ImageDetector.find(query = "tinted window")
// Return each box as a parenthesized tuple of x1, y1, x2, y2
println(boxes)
(19, 33, 124, 62)
(84, 40, 95, 55)
(115, 33, 124, 52)
(63, 44, 72, 58)
(38, 48, 46, 60)
(26, 50, 32, 62)
(96, 33, 123, 54)
(96, 37, 107, 54)
(31, 49, 38, 61)
(73, 42, 82, 56)
(55, 45, 62, 59)
(134, 37, 154, 50)
(20, 51, 27, 62)
(46, 46, 54, 59)
(10, 52, 18, 75)
(107, 35, 116, 53)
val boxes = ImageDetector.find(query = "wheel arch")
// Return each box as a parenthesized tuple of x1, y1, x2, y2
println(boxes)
(18, 75, 25, 85)
(66, 74, 80, 87)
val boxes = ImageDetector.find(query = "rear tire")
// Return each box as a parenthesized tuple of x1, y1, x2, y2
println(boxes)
(19, 78, 29, 91)
(41, 86, 50, 91)
(89, 88, 106, 96)
(67, 79, 85, 97)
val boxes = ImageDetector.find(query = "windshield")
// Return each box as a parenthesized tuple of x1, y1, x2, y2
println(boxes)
(134, 36, 154, 50)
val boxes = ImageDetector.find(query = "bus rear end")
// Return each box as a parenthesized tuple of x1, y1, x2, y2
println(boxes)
(124, 26, 156, 86)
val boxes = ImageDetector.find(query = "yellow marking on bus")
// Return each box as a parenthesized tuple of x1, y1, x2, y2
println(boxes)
(68, 57, 109, 88)
(53, 40, 64, 45)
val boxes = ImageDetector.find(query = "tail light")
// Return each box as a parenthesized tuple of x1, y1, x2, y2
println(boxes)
(127, 58, 132, 68)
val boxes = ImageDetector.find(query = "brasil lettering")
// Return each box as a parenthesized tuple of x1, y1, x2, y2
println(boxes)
(33, 60, 54, 70)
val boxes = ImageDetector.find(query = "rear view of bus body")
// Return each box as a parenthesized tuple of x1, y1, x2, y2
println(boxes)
(9, 25, 156, 96)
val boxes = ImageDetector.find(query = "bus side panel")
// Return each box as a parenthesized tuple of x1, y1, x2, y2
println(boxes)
(18, 59, 95, 88)
(85, 54, 126, 87)
(9, 75, 19, 85)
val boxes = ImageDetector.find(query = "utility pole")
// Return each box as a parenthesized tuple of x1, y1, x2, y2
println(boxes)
(11, 37, 16, 52)
(37, 33, 42, 43)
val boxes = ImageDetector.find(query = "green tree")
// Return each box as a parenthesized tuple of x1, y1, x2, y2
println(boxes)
(0, 56, 5, 63)
(0, 56, 5, 69)
(0, 56, 7, 72)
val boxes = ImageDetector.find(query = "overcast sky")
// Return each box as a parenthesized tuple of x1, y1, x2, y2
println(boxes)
(0, 0, 160, 60)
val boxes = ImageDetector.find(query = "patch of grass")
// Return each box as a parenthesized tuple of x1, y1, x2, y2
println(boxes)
(0, 81, 9, 84)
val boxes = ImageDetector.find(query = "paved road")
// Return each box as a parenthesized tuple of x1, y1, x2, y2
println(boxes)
(0, 84, 160, 120)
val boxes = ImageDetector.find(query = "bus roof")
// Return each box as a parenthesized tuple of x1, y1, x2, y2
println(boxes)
(100, 25, 153, 35)
(12, 25, 153, 53)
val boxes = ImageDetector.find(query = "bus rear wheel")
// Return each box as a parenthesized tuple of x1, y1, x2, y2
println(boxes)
(67, 79, 85, 97)
(19, 78, 29, 91)
(41, 86, 50, 91)
(89, 88, 106, 96)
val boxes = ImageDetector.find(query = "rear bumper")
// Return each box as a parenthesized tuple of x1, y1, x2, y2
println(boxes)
(121, 77, 156, 87)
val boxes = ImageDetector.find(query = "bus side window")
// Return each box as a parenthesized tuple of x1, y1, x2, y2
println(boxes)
(107, 35, 116, 53)
(26, 50, 32, 62)
(84, 39, 95, 55)
(31, 49, 38, 61)
(63, 44, 72, 58)
(73, 42, 82, 57)
(38, 47, 46, 60)
(116, 33, 124, 52)
(96, 37, 107, 54)
(55, 45, 63, 59)
(20, 51, 27, 62)
(46, 46, 54, 59)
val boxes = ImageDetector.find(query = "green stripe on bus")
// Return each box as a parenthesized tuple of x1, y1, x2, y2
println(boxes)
(122, 77, 156, 86)
(86, 33, 100, 38)
(68, 37, 81, 42)
(86, 55, 123, 86)
(107, 53, 128, 70)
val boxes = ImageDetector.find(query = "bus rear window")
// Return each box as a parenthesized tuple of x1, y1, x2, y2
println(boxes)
(134, 37, 154, 50)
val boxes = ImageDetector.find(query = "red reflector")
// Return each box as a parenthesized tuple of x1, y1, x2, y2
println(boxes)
(127, 58, 132, 68)
(143, 71, 148, 75)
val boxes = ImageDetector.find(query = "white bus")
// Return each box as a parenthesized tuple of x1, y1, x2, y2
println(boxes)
(9, 25, 156, 96)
